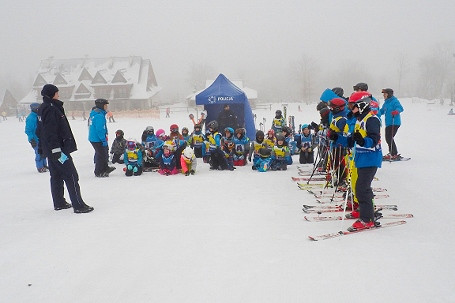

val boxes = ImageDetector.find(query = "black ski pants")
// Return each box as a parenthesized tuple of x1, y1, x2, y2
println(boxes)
(48, 155, 86, 210)
(385, 125, 400, 156)
(356, 166, 378, 222)
(91, 142, 109, 176)
(299, 151, 314, 164)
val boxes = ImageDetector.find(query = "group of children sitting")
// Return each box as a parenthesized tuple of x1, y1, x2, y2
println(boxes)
(109, 125, 198, 177)
(248, 123, 318, 172)
(107, 112, 319, 176)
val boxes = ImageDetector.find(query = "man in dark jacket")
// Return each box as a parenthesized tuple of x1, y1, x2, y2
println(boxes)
(217, 104, 238, 132)
(36, 84, 94, 213)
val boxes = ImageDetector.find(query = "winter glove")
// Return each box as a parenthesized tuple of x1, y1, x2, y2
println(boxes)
(391, 110, 399, 116)
(29, 139, 37, 148)
(248, 155, 252, 162)
(327, 131, 338, 141)
(102, 141, 108, 147)
(353, 131, 365, 147)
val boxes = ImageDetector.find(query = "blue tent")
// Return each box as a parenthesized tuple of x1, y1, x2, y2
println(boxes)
(196, 74, 256, 140)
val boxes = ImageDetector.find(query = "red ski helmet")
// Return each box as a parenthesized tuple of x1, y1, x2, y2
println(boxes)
(170, 124, 179, 133)
(328, 98, 346, 113)
(348, 91, 372, 114)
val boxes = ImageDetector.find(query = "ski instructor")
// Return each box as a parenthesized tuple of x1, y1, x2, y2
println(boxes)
(36, 84, 94, 213)
(379, 88, 404, 160)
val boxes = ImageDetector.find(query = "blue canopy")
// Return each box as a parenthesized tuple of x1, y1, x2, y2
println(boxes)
(196, 74, 256, 140)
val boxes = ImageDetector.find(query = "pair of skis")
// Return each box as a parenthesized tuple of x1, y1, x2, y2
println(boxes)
(302, 203, 398, 213)
(304, 213, 413, 222)
(308, 187, 387, 198)
(308, 220, 408, 241)
(305, 205, 412, 240)
(315, 193, 389, 204)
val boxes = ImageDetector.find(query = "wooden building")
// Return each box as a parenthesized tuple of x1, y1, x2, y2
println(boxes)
(20, 56, 161, 111)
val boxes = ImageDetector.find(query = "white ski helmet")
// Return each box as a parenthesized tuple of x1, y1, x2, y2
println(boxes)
(183, 146, 194, 159)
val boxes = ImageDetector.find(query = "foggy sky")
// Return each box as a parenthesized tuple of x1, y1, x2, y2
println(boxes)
(1, 0, 454, 101)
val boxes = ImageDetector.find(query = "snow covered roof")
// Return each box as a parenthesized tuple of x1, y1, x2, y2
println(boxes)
(20, 56, 161, 104)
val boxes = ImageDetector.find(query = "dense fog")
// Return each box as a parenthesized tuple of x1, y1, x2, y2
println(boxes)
(1, 0, 454, 103)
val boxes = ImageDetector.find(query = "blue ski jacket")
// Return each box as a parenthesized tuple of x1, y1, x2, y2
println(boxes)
(88, 108, 108, 146)
(379, 96, 403, 126)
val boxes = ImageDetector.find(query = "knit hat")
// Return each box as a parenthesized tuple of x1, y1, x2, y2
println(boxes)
(382, 88, 394, 97)
(41, 84, 59, 98)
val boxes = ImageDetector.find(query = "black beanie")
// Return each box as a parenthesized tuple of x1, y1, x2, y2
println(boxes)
(41, 84, 59, 98)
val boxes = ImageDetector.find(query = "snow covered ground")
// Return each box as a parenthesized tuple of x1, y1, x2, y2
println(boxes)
(1, 100, 454, 302)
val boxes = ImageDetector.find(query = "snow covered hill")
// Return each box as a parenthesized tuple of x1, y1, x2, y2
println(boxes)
(1, 100, 454, 302)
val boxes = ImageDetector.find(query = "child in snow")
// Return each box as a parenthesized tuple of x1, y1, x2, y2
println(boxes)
(264, 129, 276, 149)
(271, 109, 286, 134)
(169, 125, 188, 170)
(222, 127, 235, 171)
(281, 126, 294, 164)
(233, 128, 250, 166)
(254, 147, 273, 172)
(190, 124, 205, 158)
(110, 129, 127, 164)
(205, 120, 227, 170)
(181, 127, 191, 144)
(180, 146, 197, 176)
(295, 124, 316, 164)
(159, 142, 178, 175)
(326, 97, 349, 186)
(124, 139, 143, 176)
(270, 134, 290, 171)
(248, 130, 266, 170)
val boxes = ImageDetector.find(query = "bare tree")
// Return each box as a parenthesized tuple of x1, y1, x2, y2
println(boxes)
(290, 54, 319, 104)
(395, 52, 410, 93)
(416, 42, 454, 99)
(186, 62, 215, 92)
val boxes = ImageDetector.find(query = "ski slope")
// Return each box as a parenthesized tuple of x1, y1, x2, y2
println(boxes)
(1, 100, 454, 302)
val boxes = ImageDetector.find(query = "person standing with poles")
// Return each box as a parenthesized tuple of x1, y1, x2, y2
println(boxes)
(343, 91, 382, 231)
(379, 88, 403, 161)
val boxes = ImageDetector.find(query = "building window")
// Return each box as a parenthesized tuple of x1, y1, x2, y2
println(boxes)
(94, 87, 111, 99)
(114, 86, 130, 99)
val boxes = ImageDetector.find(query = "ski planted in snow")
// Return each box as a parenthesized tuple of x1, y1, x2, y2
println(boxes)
(308, 220, 407, 241)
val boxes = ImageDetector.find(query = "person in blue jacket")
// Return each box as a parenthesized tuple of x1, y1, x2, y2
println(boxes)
(379, 88, 404, 160)
(344, 91, 382, 231)
(25, 102, 48, 172)
(206, 120, 228, 170)
(295, 124, 316, 164)
(124, 139, 143, 176)
(88, 99, 115, 177)
(36, 84, 93, 213)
